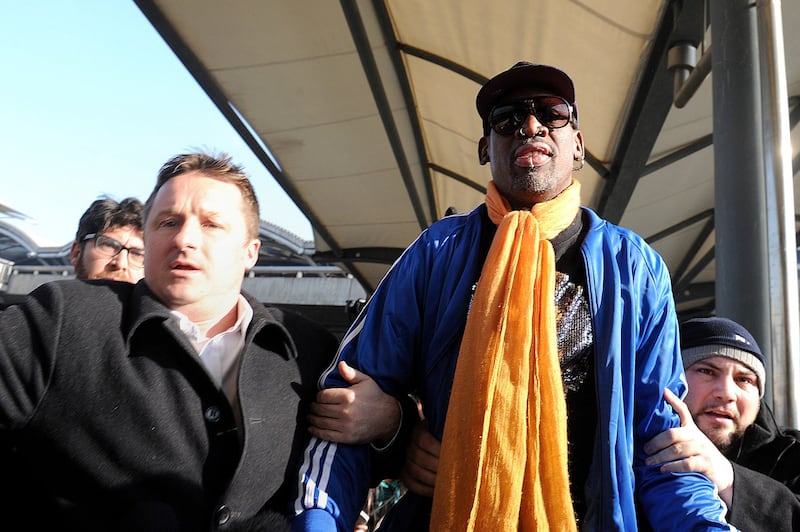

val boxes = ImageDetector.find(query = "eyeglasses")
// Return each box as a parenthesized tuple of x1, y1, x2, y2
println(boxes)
(82, 233, 145, 267)
(487, 96, 575, 135)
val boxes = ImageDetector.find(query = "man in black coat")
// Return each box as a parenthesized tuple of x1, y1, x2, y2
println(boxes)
(0, 152, 337, 531)
(645, 316, 800, 531)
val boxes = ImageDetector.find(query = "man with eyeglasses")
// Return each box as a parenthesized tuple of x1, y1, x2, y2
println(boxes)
(70, 197, 145, 283)
(293, 62, 732, 531)
(0, 152, 337, 531)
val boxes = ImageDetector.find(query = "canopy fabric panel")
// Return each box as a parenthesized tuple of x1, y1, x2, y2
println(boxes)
(135, 0, 800, 316)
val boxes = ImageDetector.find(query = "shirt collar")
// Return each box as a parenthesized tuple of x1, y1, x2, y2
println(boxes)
(170, 295, 254, 343)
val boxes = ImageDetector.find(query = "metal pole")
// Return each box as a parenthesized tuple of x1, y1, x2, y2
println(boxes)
(710, 1, 773, 387)
(756, 0, 800, 427)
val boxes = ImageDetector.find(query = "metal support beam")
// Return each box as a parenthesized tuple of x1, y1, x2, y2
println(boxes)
(132, 0, 344, 259)
(371, 5, 439, 223)
(673, 217, 715, 290)
(597, 0, 706, 223)
(645, 208, 714, 244)
(674, 282, 715, 304)
(674, 247, 715, 296)
(428, 163, 486, 194)
(792, 97, 800, 176)
(757, 0, 800, 426)
(340, 0, 429, 231)
(710, 0, 774, 401)
(314, 247, 405, 265)
(642, 134, 713, 177)
(669, 43, 713, 109)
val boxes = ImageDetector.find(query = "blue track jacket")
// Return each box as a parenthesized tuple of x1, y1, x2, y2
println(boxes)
(292, 205, 733, 531)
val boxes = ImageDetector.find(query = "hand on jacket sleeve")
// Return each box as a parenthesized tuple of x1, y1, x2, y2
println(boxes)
(400, 420, 441, 497)
(643, 388, 735, 507)
(307, 361, 401, 445)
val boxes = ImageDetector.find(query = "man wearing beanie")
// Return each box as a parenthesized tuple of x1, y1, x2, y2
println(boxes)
(645, 316, 800, 531)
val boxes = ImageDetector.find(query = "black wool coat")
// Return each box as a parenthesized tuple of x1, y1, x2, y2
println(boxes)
(727, 403, 800, 531)
(0, 279, 338, 531)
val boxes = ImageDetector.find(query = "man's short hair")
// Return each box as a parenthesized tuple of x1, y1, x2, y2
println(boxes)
(74, 197, 144, 243)
(143, 152, 261, 240)
(680, 316, 766, 397)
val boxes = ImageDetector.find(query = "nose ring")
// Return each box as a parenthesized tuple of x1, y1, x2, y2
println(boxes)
(519, 126, 527, 138)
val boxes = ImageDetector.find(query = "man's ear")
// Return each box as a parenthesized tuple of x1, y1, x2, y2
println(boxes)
(573, 130, 585, 162)
(245, 239, 261, 270)
(478, 136, 490, 165)
(69, 241, 81, 268)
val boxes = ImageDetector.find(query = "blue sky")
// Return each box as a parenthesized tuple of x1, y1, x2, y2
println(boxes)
(0, 0, 312, 246)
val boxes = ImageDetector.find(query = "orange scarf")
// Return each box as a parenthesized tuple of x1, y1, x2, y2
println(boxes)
(430, 180, 581, 531)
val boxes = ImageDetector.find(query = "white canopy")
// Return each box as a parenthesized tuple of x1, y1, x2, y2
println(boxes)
(134, 0, 800, 318)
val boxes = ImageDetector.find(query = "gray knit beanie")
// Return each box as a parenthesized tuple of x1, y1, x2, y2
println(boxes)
(680, 317, 766, 397)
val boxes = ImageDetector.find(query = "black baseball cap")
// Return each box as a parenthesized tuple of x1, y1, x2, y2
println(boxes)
(476, 61, 578, 122)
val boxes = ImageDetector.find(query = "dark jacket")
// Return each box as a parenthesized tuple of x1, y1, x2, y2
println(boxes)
(727, 403, 800, 531)
(0, 279, 337, 531)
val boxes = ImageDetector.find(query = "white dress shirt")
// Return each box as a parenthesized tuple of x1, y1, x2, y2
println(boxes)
(171, 295, 254, 425)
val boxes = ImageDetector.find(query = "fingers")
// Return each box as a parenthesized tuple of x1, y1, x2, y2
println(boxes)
(309, 366, 401, 445)
(656, 451, 718, 481)
(663, 388, 691, 427)
(656, 455, 696, 474)
(338, 360, 367, 384)
(308, 426, 346, 443)
(315, 386, 355, 406)
(307, 416, 350, 443)
(642, 388, 695, 460)
(401, 422, 440, 497)
(401, 458, 437, 497)
(309, 395, 399, 445)
(307, 403, 375, 445)
(402, 443, 438, 496)
(307, 408, 348, 429)
(308, 388, 358, 444)
(645, 439, 693, 466)
(407, 437, 440, 471)
(643, 429, 674, 457)
(411, 423, 441, 461)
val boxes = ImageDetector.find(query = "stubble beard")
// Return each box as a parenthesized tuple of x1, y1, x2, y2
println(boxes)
(513, 166, 559, 200)
(715, 430, 746, 458)
(73, 258, 90, 281)
(74, 257, 124, 282)
(699, 420, 747, 458)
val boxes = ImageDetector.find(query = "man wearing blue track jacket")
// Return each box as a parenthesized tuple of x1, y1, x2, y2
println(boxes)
(292, 62, 734, 531)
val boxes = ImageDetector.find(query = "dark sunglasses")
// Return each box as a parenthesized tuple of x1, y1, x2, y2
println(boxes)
(487, 96, 575, 135)
(82, 232, 145, 267)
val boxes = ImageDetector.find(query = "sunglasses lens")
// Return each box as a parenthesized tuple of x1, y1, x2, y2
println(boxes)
(488, 105, 522, 135)
(488, 97, 572, 134)
(539, 99, 571, 128)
